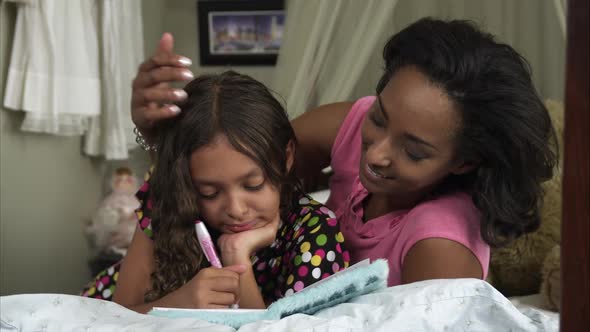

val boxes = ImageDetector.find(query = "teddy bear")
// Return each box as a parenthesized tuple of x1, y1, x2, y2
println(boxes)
(540, 244, 561, 311)
(486, 100, 563, 311)
(86, 167, 141, 255)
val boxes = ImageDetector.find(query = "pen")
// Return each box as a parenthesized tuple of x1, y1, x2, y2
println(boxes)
(194, 220, 239, 309)
(195, 220, 222, 268)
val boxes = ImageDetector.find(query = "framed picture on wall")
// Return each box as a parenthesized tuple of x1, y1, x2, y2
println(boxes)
(197, 0, 285, 66)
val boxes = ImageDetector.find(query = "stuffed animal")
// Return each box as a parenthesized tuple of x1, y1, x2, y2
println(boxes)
(540, 244, 561, 311)
(86, 167, 141, 255)
(486, 100, 563, 310)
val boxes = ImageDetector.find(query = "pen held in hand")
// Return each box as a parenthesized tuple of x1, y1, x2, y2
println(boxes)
(195, 220, 222, 268)
(194, 220, 239, 309)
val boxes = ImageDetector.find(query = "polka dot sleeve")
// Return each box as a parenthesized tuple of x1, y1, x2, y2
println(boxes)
(277, 197, 350, 297)
(134, 168, 154, 240)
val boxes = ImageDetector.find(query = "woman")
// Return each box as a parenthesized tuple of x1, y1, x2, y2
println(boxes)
(129, 18, 557, 287)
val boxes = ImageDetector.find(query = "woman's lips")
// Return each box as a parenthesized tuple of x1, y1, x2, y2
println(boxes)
(365, 164, 395, 180)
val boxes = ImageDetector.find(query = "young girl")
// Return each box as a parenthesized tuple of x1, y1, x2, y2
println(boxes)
(82, 71, 350, 312)
(130, 19, 557, 288)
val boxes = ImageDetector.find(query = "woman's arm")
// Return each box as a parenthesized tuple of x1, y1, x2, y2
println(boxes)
(130, 33, 353, 177)
(131, 34, 193, 141)
(291, 102, 354, 181)
(401, 238, 483, 284)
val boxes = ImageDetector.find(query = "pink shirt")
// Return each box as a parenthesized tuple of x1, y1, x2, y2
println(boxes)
(326, 96, 490, 286)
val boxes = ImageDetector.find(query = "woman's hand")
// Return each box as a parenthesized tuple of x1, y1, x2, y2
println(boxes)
(165, 265, 246, 309)
(131, 33, 193, 140)
(217, 216, 280, 265)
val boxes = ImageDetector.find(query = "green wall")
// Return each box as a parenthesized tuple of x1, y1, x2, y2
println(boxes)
(0, 3, 103, 295)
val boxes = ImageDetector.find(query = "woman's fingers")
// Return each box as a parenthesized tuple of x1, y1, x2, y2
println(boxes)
(132, 86, 188, 108)
(138, 32, 188, 73)
(132, 65, 194, 90)
(131, 69, 191, 130)
(137, 52, 192, 76)
(157, 32, 175, 54)
(130, 33, 193, 134)
(136, 104, 181, 128)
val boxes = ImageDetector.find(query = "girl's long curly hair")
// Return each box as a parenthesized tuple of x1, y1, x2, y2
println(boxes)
(377, 18, 558, 247)
(144, 71, 300, 301)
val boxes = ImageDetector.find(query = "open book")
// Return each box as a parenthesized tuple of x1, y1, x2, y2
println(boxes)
(148, 259, 389, 329)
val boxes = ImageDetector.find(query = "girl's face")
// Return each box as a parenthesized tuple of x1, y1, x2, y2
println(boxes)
(189, 134, 281, 234)
(360, 66, 471, 199)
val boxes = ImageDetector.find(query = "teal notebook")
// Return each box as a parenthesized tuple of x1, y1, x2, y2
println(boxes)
(148, 259, 389, 329)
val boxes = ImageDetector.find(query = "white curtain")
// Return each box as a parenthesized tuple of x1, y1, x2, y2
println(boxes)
(273, 0, 399, 119)
(3, 0, 100, 135)
(274, 0, 566, 118)
(84, 0, 144, 160)
(3, 0, 143, 160)
(552, 0, 566, 38)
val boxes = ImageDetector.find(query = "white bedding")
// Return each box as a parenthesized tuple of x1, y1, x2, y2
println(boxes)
(1, 279, 558, 332)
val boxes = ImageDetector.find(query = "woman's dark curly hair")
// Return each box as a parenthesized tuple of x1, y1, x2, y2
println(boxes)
(377, 18, 558, 247)
(145, 71, 300, 301)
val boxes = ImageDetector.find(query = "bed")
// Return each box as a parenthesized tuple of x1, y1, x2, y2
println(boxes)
(0, 278, 559, 331)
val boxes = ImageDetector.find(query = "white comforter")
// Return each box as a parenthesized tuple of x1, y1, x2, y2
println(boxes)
(1, 279, 558, 332)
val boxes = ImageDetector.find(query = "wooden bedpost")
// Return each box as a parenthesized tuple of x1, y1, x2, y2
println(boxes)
(561, 0, 590, 330)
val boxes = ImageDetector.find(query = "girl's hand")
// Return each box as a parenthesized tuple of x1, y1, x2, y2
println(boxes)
(169, 265, 246, 309)
(131, 33, 193, 140)
(217, 216, 280, 265)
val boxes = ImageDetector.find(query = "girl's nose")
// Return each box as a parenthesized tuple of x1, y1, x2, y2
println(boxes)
(225, 194, 249, 220)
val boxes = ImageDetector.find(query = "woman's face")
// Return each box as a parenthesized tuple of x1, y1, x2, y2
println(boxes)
(189, 134, 281, 234)
(360, 65, 469, 199)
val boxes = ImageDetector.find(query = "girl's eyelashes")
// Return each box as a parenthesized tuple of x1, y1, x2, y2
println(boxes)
(197, 191, 218, 199)
(244, 181, 265, 191)
(196, 180, 265, 198)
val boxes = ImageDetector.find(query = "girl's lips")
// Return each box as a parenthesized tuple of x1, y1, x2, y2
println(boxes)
(227, 220, 257, 232)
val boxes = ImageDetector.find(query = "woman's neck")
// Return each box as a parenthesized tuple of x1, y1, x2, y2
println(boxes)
(362, 191, 428, 222)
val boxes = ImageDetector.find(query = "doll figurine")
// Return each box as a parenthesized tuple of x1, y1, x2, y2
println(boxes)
(86, 167, 140, 255)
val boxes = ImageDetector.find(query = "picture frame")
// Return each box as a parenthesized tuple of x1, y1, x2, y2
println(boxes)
(197, 0, 286, 66)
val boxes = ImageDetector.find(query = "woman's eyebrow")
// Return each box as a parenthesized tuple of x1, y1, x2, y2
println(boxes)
(376, 93, 389, 120)
(404, 133, 439, 151)
(377, 91, 439, 152)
